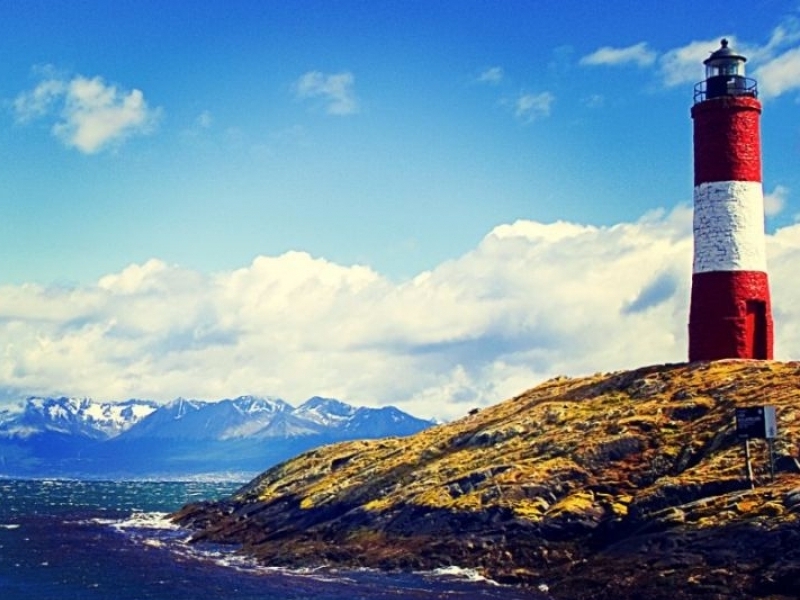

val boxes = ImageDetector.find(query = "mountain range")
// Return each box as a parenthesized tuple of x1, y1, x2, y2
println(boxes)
(0, 395, 434, 479)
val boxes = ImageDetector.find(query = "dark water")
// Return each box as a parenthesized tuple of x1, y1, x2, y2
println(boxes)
(0, 479, 547, 599)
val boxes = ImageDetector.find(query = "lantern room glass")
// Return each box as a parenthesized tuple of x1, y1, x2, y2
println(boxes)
(706, 58, 745, 79)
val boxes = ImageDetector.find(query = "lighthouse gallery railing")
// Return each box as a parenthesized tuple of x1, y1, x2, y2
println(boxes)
(693, 77, 758, 104)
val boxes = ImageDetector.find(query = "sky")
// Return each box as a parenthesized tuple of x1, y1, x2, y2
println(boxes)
(1, 0, 800, 420)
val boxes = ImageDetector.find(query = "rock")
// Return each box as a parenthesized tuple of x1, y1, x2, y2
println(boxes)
(669, 402, 712, 422)
(171, 360, 800, 599)
(626, 377, 668, 399)
(783, 487, 800, 510)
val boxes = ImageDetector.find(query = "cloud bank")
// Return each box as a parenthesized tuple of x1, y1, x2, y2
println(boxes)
(13, 68, 161, 153)
(3, 207, 800, 421)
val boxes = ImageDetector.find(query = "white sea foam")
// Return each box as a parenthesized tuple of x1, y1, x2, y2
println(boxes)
(428, 565, 501, 585)
(264, 565, 353, 584)
(111, 511, 180, 532)
(0, 523, 20, 530)
(165, 539, 353, 584)
(101, 510, 510, 595)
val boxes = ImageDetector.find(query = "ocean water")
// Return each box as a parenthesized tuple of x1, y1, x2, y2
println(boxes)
(0, 479, 548, 599)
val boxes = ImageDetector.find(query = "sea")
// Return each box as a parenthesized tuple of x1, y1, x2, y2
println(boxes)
(0, 478, 549, 599)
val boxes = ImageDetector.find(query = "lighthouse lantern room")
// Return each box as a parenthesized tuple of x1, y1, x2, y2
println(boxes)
(696, 38, 756, 100)
(688, 39, 773, 361)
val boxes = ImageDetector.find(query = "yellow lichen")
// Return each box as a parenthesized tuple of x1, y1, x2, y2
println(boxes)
(609, 502, 629, 517)
(415, 486, 453, 509)
(513, 498, 549, 521)
(735, 499, 759, 514)
(363, 497, 394, 512)
(451, 493, 484, 511)
(547, 491, 596, 517)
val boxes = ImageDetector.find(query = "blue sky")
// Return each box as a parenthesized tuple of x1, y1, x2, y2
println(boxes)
(2, 1, 800, 419)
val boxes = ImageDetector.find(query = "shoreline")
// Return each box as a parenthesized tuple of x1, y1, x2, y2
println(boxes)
(172, 361, 800, 599)
(173, 478, 800, 598)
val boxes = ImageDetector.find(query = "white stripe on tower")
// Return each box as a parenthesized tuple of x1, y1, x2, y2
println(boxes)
(692, 180, 767, 273)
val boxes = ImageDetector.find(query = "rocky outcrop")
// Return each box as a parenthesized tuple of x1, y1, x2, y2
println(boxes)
(172, 360, 800, 598)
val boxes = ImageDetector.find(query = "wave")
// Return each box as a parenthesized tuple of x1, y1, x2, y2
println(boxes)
(428, 565, 500, 585)
(112, 511, 180, 531)
(95, 511, 545, 599)
(102, 515, 393, 584)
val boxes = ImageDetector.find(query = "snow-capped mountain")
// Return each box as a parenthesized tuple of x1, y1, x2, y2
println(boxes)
(0, 396, 158, 440)
(293, 396, 356, 427)
(0, 394, 435, 478)
(341, 405, 434, 438)
(113, 395, 432, 443)
(118, 396, 293, 441)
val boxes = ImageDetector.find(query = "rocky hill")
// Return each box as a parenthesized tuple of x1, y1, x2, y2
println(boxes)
(173, 360, 800, 599)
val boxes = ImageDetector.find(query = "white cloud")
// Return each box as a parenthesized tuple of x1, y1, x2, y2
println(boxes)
(656, 19, 800, 97)
(294, 71, 359, 115)
(580, 42, 656, 67)
(765, 184, 789, 217)
(752, 16, 800, 60)
(742, 19, 800, 99)
(578, 20, 799, 96)
(754, 46, 800, 99)
(477, 66, 504, 84)
(4, 206, 800, 422)
(514, 91, 555, 122)
(13, 70, 161, 153)
(658, 36, 729, 88)
(13, 78, 66, 122)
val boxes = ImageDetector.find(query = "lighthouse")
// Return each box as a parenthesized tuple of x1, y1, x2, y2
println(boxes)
(689, 39, 773, 361)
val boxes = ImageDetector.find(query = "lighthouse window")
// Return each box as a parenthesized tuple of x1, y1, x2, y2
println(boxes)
(709, 63, 743, 78)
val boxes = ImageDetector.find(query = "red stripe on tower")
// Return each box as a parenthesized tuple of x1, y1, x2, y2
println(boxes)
(689, 39, 773, 361)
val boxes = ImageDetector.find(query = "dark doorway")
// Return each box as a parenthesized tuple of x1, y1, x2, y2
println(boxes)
(745, 300, 768, 359)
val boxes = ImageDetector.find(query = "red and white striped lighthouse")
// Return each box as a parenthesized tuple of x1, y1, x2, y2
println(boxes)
(689, 39, 773, 361)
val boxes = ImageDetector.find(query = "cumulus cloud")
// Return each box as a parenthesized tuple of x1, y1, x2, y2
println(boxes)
(3, 207, 800, 421)
(13, 70, 161, 153)
(12, 78, 65, 123)
(514, 91, 555, 122)
(622, 271, 680, 315)
(578, 16, 800, 100)
(658, 36, 729, 88)
(656, 17, 800, 97)
(754, 46, 800, 99)
(579, 42, 656, 67)
(294, 71, 359, 115)
(582, 36, 738, 89)
(764, 184, 789, 217)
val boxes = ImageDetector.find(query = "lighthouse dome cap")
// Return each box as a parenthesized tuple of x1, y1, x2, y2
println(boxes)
(704, 38, 747, 65)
